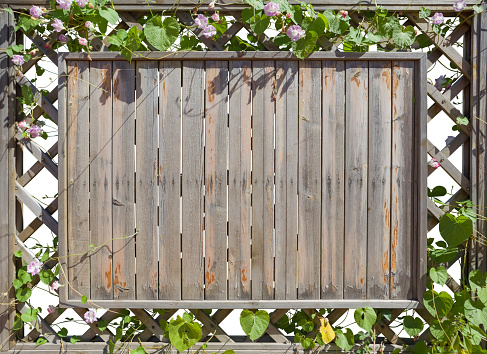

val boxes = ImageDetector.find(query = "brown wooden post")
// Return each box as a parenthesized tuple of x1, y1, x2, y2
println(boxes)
(0, 5, 15, 352)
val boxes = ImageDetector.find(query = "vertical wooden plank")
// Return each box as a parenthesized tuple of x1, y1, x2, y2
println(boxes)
(205, 61, 228, 300)
(367, 61, 392, 299)
(182, 61, 205, 300)
(112, 61, 136, 300)
(0, 7, 14, 350)
(67, 61, 91, 300)
(391, 61, 414, 299)
(251, 60, 275, 300)
(415, 56, 428, 300)
(321, 60, 345, 300)
(135, 61, 158, 300)
(275, 60, 298, 300)
(344, 61, 368, 299)
(228, 61, 252, 300)
(90, 61, 113, 300)
(298, 60, 321, 300)
(159, 61, 182, 300)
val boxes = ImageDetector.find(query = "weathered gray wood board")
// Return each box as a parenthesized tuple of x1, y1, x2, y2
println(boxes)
(60, 55, 426, 306)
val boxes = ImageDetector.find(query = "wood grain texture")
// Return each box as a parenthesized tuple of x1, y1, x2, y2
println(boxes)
(204, 61, 229, 300)
(67, 61, 91, 299)
(159, 61, 182, 300)
(112, 61, 136, 300)
(135, 60, 159, 299)
(367, 61, 392, 299)
(321, 60, 345, 300)
(297, 60, 321, 300)
(344, 61, 368, 299)
(181, 61, 205, 300)
(275, 60, 298, 300)
(89, 61, 113, 299)
(228, 61, 252, 300)
(391, 61, 414, 299)
(251, 60, 275, 300)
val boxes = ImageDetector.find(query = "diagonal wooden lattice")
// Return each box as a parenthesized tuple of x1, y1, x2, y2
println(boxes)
(0, 5, 481, 352)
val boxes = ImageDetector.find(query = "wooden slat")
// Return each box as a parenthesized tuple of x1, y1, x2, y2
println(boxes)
(321, 60, 345, 300)
(112, 61, 136, 300)
(17, 141, 58, 187)
(89, 61, 113, 300)
(190, 310, 234, 343)
(22, 30, 58, 65)
(367, 61, 392, 299)
(391, 61, 414, 299)
(204, 60, 228, 300)
(344, 61, 368, 299)
(159, 61, 182, 300)
(427, 75, 469, 123)
(217, 22, 244, 47)
(298, 60, 321, 300)
(66, 60, 90, 300)
(251, 60, 275, 300)
(17, 198, 58, 242)
(15, 132, 58, 179)
(275, 60, 298, 300)
(135, 60, 158, 299)
(181, 61, 205, 300)
(228, 60, 252, 300)
(16, 76, 58, 124)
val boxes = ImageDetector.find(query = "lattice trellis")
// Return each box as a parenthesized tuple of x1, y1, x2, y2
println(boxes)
(0, 2, 485, 352)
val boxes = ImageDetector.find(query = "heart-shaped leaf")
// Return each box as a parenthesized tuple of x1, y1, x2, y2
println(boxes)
(167, 316, 202, 352)
(334, 328, 354, 351)
(430, 266, 448, 285)
(145, 16, 180, 51)
(21, 308, 38, 323)
(392, 25, 416, 48)
(439, 213, 472, 247)
(354, 307, 377, 332)
(403, 316, 424, 337)
(423, 290, 453, 318)
(240, 310, 270, 341)
(464, 299, 487, 328)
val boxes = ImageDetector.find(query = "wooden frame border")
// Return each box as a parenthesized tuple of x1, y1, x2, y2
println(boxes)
(58, 51, 427, 309)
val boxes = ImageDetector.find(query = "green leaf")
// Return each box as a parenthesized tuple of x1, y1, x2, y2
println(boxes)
(413, 340, 430, 353)
(16, 287, 32, 302)
(419, 7, 431, 18)
(121, 26, 142, 61)
(366, 32, 383, 43)
(439, 213, 473, 247)
(292, 30, 318, 59)
(70, 335, 81, 344)
(376, 15, 400, 38)
(115, 327, 123, 343)
(403, 316, 424, 337)
(6, 47, 13, 57)
(81, 295, 88, 304)
(21, 85, 35, 106)
(97, 320, 109, 331)
(464, 299, 487, 328)
(36, 337, 47, 346)
(429, 246, 458, 263)
(57, 327, 68, 338)
(99, 7, 119, 25)
(13, 318, 23, 330)
(240, 309, 270, 341)
(109, 339, 115, 354)
(354, 307, 376, 332)
(423, 290, 453, 318)
(222, 351, 235, 354)
(130, 347, 145, 354)
(250, 14, 270, 36)
(108, 29, 128, 46)
(273, 0, 291, 16)
(242, 0, 264, 10)
(39, 269, 54, 285)
(473, 5, 484, 14)
(13, 279, 23, 290)
(316, 14, 329, 31)
(392, 25, 416, 48)
(469, 270, 487, 292)
(430, 266, 448, 286)
(144, 16, 180, 51)
(21, 308, 38, 323)
(429, 319, 455, 342)
(329, 15, 349, 35)
(428, 186, 447, 197)
(334, 328, 354, 351)
(167, 316, 202, 352)
(457, 116, 469, 125)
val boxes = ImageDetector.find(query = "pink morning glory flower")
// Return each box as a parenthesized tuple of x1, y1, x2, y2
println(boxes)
(211, 12, 220, 21)
(59, 34, 70, 44)
(47, 305, 56, 314)
(27, 259, 42, 276)
(202, 25, 217, 38)
(84, 21, 93, 28)
(428, 158, 440, 169)
(432, 12, 444, 25)
(453, 0, 467, 11)
(12, 55, 25, 66)
(84, 309, 96, 324)
(434, 75, 448, 91)
(195, 14, 208, 28)
(78, 38, 88, 46)
(51, 19, 64, 32)
(18, 120, 28, 129)
(49, 280, 61, 291)
(264, 2, 279, 17)
(27, 125, 43, 138)
(76, 0, 88, 7)
(286, 25, 305, 42)
(30, 5, 43, 19)
(338, 10, 348, 18)
(57, 0, 73, 10)
(209, 1, 215, 10)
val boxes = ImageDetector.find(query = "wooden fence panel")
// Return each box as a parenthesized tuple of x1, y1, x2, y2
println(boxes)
(60, 54, 426, 307)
